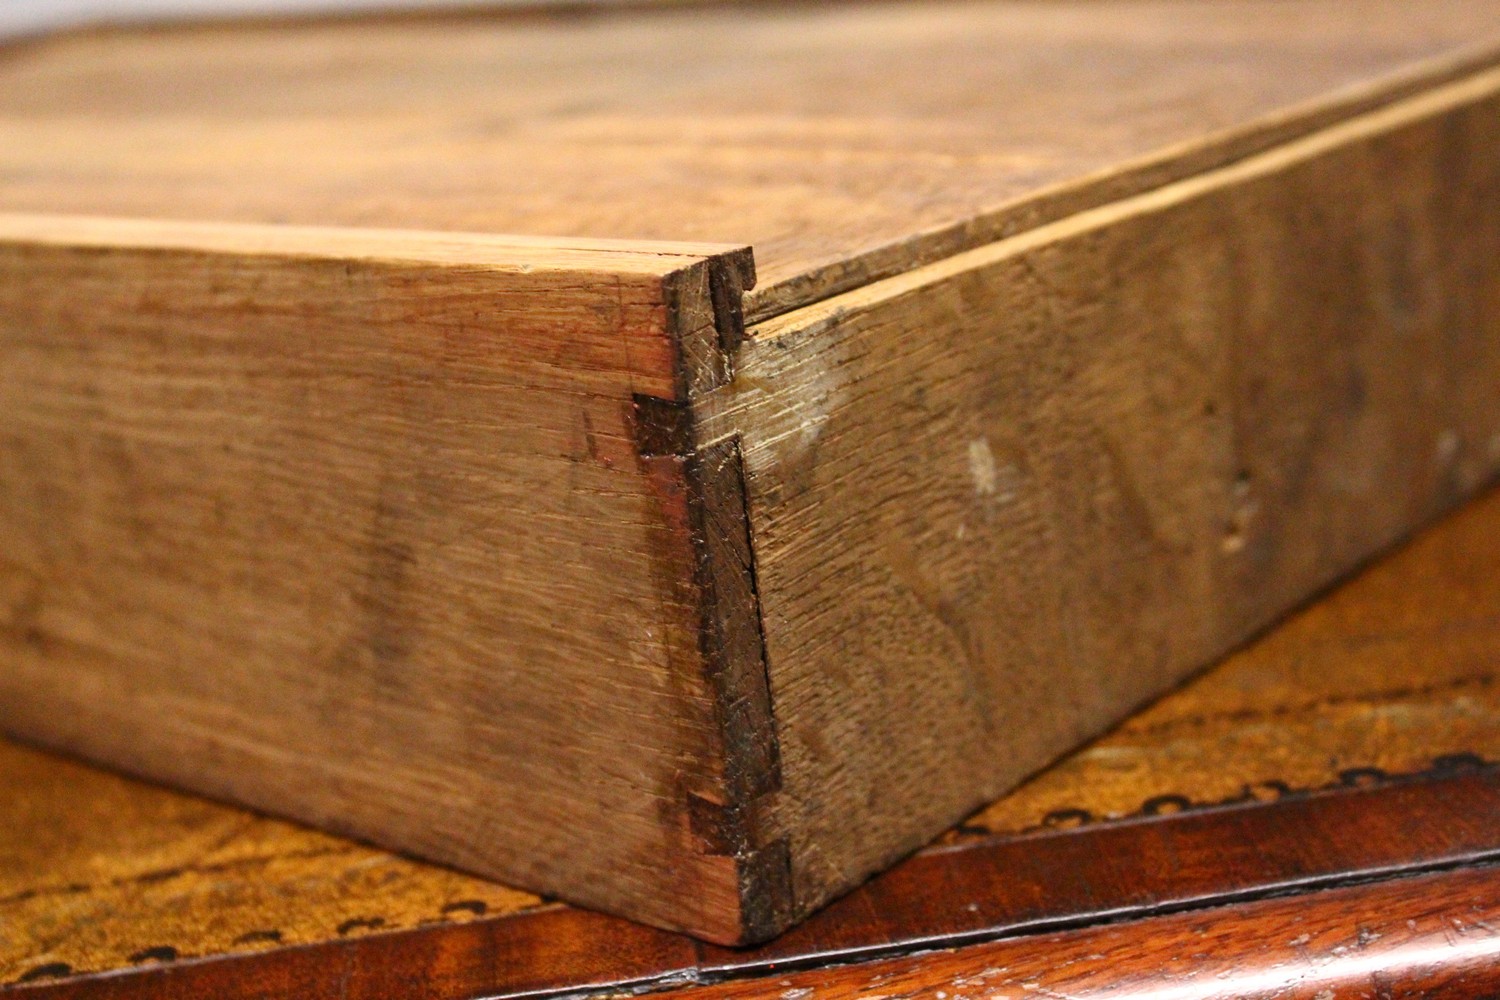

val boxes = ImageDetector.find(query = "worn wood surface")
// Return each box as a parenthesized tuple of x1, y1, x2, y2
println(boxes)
(6, 486, 1500, 991)
(0, 214, 777, 941)
(2, 0, 1499, 319)
(702, 66, 1500, 916)
(3, 0, 1500, 943)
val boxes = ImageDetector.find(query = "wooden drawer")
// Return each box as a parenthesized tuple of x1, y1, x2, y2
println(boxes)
(1, 0, 1498, 942)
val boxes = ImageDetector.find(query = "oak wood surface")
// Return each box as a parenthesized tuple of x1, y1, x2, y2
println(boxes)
(0, 214, 772, 940)
(1, 0, 1499, 319)
(6, 486, 1500, 992)
(705, 66, 1500, 915)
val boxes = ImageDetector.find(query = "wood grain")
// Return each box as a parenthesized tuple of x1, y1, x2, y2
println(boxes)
(7, 485, 1500, 989)
(3, 0, 1500, 944)
(1, 0, 1498, 319)
(10, 767, 1498, 996)
(692, 866, 1500, 1000)
(10, 762, 1498, 997)
(705, 66, 1500, 920)
(953, 486, 1500, 841)
(0, 214, 778, 941)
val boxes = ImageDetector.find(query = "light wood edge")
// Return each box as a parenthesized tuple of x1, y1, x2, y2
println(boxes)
(0, 212, 746, 273)
(743, 61, 1500, 344)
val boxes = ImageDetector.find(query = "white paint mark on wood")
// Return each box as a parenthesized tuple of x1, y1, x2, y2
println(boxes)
(1223, 474, 1258, 555)
(1436, 429, 1461, 465)
(969, 438, 998, 497)
(968, 437, 1023, 506)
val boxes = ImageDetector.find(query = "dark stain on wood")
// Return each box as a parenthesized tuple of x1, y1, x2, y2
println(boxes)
(15, 964, 73, 984)
(334, 918, 385, 937)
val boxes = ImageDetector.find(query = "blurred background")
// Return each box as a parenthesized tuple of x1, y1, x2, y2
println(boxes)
(0, 0, 519, 37)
